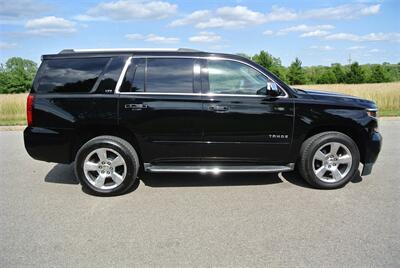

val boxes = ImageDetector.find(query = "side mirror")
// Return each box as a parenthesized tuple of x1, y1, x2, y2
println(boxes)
(266, 82, 279, 97)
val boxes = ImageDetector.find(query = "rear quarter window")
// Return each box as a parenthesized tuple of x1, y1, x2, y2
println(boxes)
(36, 57, 110, 93)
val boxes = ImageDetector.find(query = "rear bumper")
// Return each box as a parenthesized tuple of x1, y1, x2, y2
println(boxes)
(24, 126, 74, 164)
(361, 131, 382, 175)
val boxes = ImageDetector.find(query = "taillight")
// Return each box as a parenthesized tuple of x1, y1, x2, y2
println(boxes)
(27, 94, 34, 126)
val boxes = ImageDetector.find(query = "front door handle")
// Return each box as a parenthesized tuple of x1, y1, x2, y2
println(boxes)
(209, 105, 229, 112)
(125, 103, 148, 110)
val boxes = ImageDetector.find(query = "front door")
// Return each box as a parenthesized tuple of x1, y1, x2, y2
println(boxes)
(201, 59, 294, 164)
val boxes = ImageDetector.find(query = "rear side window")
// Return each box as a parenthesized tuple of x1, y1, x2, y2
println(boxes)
(97, 57, 126, 93)
(37, 58, 109, 93)
(146, 58, 194, 93)
(120, 58, 145, 92)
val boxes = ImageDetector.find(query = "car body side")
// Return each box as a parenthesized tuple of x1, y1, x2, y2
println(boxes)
(24, 51, 381, 174)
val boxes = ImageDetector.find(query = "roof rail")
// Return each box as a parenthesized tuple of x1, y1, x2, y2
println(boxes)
(177, 48, 202, 52)
(59, 48, 202, 54)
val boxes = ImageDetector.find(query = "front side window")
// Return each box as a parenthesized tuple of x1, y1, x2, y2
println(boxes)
(207, 60, 270, 95)
(146, 58, 194, 93)
(38, 57, 109, 93)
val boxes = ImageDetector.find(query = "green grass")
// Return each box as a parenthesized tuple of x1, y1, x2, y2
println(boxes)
(379, 110, 400, 116)
(0, 119, 26, 126)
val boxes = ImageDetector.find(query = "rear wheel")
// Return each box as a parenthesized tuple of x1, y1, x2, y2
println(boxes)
(298, 131, 360, 189)
(75, 136, 139, 196)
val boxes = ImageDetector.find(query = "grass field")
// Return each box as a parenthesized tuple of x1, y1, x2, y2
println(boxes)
(0, 93, 27, 126)
(0, 82, 399, 125)
(294, 81, 400, 116)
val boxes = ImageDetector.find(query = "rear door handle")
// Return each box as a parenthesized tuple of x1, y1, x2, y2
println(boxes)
(209, 105, 229, 112)
(125, 103, 148, 110)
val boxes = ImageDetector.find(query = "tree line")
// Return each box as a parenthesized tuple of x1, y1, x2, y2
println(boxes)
(1, 54, 400, 93)
(238, 51, 400, 85)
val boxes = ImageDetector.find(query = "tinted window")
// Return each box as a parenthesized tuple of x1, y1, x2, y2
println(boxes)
(208, 60, 269, 95)
(120, 58, 145, 92)
(38, 58, 109, 93)
(146, 58, 193, 93)
(97, 57, 126, 93)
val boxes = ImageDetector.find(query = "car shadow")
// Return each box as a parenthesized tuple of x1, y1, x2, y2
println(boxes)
(44, 163, 79, 185)
(44, 164, 362, 192)
(140, 171, 282, 188)
(279, 170, 313, 188)
(350, 170, 363, 183)
(44, 164, 140, 195)
(280, 169, 363, 189)
(43, 164, 282, 195)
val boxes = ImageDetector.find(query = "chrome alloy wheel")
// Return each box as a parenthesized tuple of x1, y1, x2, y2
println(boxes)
(83, 148, 127, 190)
(312, 142, 353, 183)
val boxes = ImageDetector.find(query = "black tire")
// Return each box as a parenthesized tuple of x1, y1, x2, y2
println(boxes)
(298, 131, 360, 189)
(75, 135, 140, 196)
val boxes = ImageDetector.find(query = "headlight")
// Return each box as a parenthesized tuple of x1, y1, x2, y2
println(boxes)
(366, 108, 379, 132)
(366, 108, 378, 118)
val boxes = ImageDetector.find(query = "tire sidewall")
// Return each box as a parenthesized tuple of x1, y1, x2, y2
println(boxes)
(306, 134, 360, 188)
(75, 139, 137, 195)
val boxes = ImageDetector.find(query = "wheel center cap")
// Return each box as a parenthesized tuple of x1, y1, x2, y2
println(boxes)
(99, 163, 112, 173)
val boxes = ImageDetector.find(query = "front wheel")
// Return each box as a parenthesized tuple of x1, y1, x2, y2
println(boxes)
(75, 136, 139, 196)
(298, 131, 360, 189)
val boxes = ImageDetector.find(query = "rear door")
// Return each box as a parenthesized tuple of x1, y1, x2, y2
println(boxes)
(118, 57, 204, 164)
(201, 58, 294, 164)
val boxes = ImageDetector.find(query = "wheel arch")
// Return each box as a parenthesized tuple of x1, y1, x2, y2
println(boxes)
(71, 125, 142, 165)
(302, 124, 367, 163)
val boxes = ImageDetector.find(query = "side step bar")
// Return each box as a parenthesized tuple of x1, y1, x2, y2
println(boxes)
(144, 163, 294, 174)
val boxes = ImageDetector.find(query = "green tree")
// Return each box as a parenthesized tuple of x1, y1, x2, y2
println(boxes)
(317, 69, 337, 84)
(346, 62, 365, 84)
(0, 57, 37, 93)
(368, 65, 388, 83)
(287, 57, 307, 85)
(304, 66, 325, 84)
(252, 51, 274, 69)
(252, 50, 287, 82)
(331, 63, 346, 83)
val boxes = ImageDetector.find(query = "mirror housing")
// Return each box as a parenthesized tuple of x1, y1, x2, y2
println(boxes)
(266, 82, 279, 97)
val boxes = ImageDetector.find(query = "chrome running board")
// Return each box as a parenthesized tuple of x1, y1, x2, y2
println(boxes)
(144, 163, 294, 173)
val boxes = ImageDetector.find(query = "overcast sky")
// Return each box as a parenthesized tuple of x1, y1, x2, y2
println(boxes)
(0, 0, 399, 66)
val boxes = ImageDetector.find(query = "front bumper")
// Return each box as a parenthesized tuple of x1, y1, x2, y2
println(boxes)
(361, 131, 382, 175)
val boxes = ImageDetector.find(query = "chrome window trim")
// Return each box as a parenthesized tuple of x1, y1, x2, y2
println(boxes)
(114, 55, 289, 98)
(115, 56, 132, 93)
(118, 92, 270, 98)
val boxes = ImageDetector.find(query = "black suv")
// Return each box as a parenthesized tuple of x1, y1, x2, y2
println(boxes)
(24, 48, 382, 195)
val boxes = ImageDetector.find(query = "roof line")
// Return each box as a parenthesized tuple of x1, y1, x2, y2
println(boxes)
(59, 48, 202, 54)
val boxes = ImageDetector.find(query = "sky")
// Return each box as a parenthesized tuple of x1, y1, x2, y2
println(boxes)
(0, 0, 399, 66)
